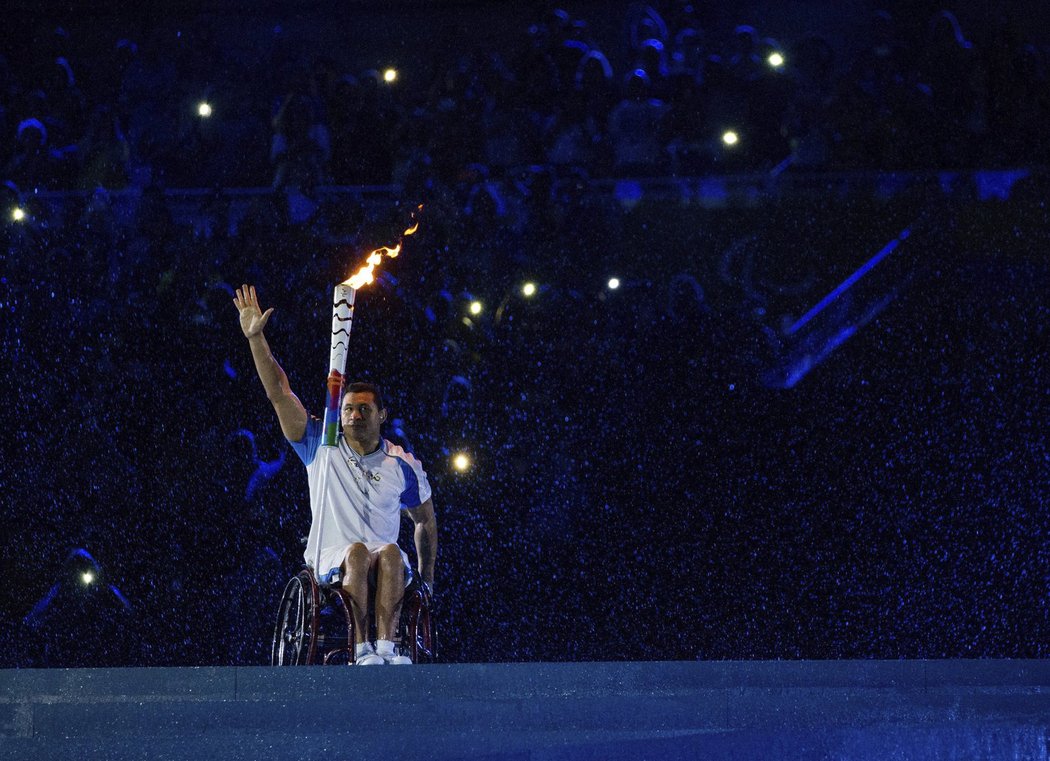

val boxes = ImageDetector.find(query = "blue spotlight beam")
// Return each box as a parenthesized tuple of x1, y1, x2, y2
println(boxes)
(785, 227, 912, 337)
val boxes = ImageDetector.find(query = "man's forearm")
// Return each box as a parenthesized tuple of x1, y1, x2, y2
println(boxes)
(247, 333, 292, 400)
(415, 519, 438, 586)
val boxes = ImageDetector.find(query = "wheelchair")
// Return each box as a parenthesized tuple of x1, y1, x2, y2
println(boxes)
(271, 563, 436, 666)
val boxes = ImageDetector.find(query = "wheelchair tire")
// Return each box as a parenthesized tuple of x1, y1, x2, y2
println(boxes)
(271, 570, 318, 665)
(403, 587, 436, 663)
(322, 588, 356, 665)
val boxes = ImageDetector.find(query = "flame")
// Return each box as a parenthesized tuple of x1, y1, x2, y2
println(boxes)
(341, 205, 422, 289)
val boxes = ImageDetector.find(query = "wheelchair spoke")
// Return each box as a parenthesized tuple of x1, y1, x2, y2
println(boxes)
(272, 572, 314, 666)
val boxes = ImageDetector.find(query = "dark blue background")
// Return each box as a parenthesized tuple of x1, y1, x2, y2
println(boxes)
(2, 1, 1047, 666)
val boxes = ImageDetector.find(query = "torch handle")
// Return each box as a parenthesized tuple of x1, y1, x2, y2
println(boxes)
(314, 284, 355, 573)
(322, 370, 344, 447)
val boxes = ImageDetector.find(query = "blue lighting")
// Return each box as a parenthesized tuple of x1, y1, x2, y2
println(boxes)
(614, 180, 643, 205)
(785, 227, 911, 337)
(697, 178, 728, 205)
(975, 170, 1029, 201)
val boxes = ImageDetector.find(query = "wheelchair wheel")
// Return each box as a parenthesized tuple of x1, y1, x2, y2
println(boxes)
(321, 588, 356, 665)
(271, 570, 319, 665)
(403, 587, 436, 663)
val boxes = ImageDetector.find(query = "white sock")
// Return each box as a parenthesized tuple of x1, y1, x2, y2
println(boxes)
(375, 639, 395, 656)
(355, 642, 374, 658)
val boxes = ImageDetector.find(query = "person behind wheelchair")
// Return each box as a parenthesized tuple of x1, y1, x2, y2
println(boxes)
(235, 284, 438, 665)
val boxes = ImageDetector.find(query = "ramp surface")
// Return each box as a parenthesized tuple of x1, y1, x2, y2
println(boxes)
(2, 661, 1049, 759)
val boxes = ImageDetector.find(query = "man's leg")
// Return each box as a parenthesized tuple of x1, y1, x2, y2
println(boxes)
(373, 543, 405, 642)
(341, 543, 371, 645)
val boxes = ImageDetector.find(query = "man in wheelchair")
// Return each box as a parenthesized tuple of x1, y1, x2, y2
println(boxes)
(235, 284, 438, 665)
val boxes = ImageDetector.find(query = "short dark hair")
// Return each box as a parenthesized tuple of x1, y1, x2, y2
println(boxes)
(343, 381, 385, 411)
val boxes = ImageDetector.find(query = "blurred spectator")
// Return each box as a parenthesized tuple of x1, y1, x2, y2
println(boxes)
(662, 71, 709, 174)
(625, 4, 669, 51)
(271, 91, 330, 190)
(608, 68, 668, 175)
(634, 38, 671, 98)
(726, 25, 766, 84)
(481, 55, 543, 173)
(21, 548, 135, 667)
(77, 105, 131, 188)
(328, 69, 400, 184)
(5, 118, 61, 187)
(917, 10, 985, 166)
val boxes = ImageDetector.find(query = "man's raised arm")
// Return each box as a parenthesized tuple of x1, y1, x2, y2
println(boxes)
(233, 284, 308, 442)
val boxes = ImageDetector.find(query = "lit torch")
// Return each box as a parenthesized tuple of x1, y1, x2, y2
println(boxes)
(321, 208, 422, 447)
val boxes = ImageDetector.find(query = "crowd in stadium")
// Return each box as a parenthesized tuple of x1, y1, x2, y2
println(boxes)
(3, 3, 1046, 666)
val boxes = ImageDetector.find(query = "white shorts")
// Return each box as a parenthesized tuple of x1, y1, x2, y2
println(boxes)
(314, 542, 412, 588)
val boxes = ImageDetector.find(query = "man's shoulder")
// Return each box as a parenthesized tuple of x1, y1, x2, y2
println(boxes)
(288, 415, 323, 465)
(290, 414, 322, 441)
(381, 439, 431, 506)
(383, 438, 415, 460)
(382, 439, 426, 469)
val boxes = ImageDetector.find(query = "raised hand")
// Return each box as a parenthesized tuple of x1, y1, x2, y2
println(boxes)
(233, 284, 275, 338)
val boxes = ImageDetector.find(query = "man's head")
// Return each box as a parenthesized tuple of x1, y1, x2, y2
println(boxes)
(341, 382, 387, 452)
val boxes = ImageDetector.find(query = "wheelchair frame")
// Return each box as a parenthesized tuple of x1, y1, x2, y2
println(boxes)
(271, 566, 435, 665)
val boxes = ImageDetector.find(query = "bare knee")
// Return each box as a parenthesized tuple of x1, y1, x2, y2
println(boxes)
(378, 543, 402, 571)
(343, 543, 370, 578)
(377, 544, 403, 586)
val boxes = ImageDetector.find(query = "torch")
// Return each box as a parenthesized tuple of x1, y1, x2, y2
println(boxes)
(323, 285, 355, 447)
(311, 208, 422, 575)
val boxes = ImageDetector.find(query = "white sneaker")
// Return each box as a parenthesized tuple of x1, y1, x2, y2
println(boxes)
(355, 646, 385, 666)
(382, 651, 413, 665)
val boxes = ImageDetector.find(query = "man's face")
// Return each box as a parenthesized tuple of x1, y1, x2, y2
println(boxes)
(341, 392, 386, 444)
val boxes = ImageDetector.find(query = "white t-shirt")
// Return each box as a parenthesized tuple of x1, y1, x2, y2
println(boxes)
(289, 417, 431, 575)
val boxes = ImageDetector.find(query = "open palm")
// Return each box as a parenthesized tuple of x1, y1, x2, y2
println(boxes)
(233, 284, 274, 338)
